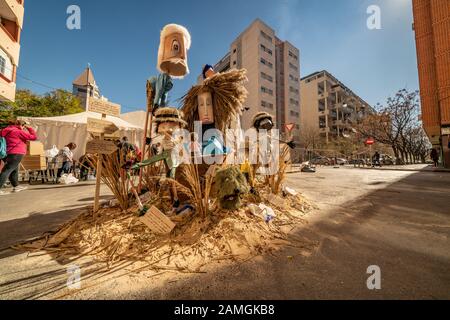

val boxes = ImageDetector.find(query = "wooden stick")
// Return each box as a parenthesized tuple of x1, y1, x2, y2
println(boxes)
(93, 114, 106, 215)
(138, 81, 153, 193)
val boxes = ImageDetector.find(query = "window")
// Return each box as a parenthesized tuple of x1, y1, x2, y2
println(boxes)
(233, 61, 236, 65)
(0, 56, 5, 76)
(289, 63, 298, 72)
(261, 100, 274, 110)
(290, 110, 300, 118)
(290, 86, 299, 95)
(260, 58, 273, 69)
(261, 72, 273, 83)
(288, 51, 298, 61)
(260, 44, 273, 56)
(260, 30, 273, 43)
(290, 98, 299, 107)
(261, 86, 273, 96)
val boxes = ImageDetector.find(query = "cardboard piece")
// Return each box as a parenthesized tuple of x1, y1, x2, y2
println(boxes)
(27, 141, 44, 156)
(139, 206, 176, 235)
(265, 193, 287, 209)
(88, 98, 121, 117)
(22, 155, 46, 170)
(87, 118, 119, 135)
(86, 139, 118, 155)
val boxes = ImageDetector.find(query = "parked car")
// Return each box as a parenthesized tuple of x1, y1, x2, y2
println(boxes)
(336, 158, 348, 165)
(349, 159, 366, 165)
(381, 155, 395, 165)
(310, 156, 331, 166)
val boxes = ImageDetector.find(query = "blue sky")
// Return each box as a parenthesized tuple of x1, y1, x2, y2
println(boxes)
(17, 0, 418, 113)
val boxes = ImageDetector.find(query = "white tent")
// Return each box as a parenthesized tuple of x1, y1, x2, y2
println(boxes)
(19, 112, 144, 160)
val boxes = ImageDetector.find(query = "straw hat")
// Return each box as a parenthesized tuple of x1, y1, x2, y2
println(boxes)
(153, 107, 187, 127)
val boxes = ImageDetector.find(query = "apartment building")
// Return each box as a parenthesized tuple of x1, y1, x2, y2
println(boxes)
(0, 0, 24, 102)
(209, 19, 301, 144)
(412, 0, 450, 167)
(300, 70, 372, 143)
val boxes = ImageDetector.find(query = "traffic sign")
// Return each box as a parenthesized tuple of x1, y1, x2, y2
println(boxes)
(285, 123, 295, 132)
(87, 118, 119, 135)
(86, 139, 118, 155)
(365, 138, 375, 145)
(88, 98, 121, 117)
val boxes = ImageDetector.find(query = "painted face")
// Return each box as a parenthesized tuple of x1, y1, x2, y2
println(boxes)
(160, 33, 187, 77)
(158, 121, 180, 135)
(197, 91, 214, 125)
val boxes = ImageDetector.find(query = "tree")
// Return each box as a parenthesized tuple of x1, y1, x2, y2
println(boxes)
(0, 89, 83, 123)
(356, 89, 428, 164)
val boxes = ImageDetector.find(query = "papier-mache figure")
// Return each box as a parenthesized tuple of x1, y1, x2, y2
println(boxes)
(147, 24, 191, 114)
(133, 107, 187, 208)
(157, 24, 191, 78)
(181, 67, 248, 157)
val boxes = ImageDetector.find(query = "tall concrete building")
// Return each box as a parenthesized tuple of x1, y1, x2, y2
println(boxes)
(210, 19, 301, 144)
(300, 70, 372, 143)
(0, 0, 24, 102)
(412, 0, 450, 167)
(72, 67, 101, 110)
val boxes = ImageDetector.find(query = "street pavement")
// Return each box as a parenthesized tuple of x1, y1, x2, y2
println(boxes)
(0, 181, 113, 250)
(0, 166, 449, 299)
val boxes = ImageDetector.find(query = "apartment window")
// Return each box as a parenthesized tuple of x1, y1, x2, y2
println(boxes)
(289, 63, 298, 72)
(260, 58, 273, 69)
(290, 98, 299, 107)
(288, 51, 298, 61)
(261, 86, 273, 96)
(289, 86, 299, 95)
(0, 56, 6, 76)
(260, 30, 273, 43)
(261, 100, 274, 110)
(289, 74, 299, 83)
(260, 44, 273, 56)
(233, 48, 237, 53)
(261, 72, 273, 83)
(233, 61, 237, 65)
(290, 111, 300, 118)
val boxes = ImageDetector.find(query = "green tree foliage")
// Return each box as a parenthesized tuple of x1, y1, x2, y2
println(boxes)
(0, 89, 83, 122)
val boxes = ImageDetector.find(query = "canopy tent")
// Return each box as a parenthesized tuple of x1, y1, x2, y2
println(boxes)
(19, 112, 144, 160)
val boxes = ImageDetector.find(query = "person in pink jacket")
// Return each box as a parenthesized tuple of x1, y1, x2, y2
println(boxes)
(0, 119, 37, 195)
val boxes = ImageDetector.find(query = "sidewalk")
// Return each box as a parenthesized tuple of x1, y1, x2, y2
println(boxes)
(348, 164, 450, 173)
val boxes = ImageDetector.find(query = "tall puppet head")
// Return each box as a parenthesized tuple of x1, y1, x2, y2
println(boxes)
(157, 24, 191, 78)
(181, 69, 248, 133)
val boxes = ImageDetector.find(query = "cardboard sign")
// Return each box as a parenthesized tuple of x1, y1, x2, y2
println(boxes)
(265, 193, 287, 209)
(88, 98, 121, 117)
(139, 206, 176, 235)
(86, 139, 118, 155)
(87, 118, 119, 134)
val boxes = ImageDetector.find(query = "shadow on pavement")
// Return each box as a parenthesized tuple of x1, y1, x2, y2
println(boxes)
(1, 171, 449, 299)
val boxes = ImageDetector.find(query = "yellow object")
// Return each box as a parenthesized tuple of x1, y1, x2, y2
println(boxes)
(26, 141, 44, 156)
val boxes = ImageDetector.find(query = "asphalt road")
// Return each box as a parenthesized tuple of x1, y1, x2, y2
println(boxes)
(0, 166, 449, 299)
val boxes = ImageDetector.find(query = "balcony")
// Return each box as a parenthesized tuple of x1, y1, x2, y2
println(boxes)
(0, 25, 20, 65)
(0, 75, 16, 101)
(2, 0, 25, 28)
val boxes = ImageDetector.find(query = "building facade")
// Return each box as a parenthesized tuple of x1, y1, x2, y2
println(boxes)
(0, 0, 24, 102)
(72, 67, 102, 110)
(300, 70, 372, 143)
(412, 0, 450, 167)
(210, 19, 302, 144)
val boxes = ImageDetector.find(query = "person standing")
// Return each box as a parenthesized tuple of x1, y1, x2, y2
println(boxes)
(0, 120, 37, 195)
(57, 143, 77, 178)
(430, 148, 439, 168)
(372, 151, 381, 167)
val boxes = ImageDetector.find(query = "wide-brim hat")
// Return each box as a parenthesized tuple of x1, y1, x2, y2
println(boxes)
(252, 112, 273, 128)
(153, 107, 187, 127)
